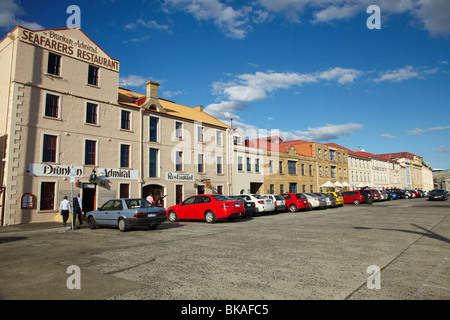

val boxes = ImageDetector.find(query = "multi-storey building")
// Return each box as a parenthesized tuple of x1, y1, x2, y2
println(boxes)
(0, 26, 229, 226)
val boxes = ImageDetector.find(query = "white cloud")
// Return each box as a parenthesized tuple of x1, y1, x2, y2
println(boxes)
(119, 75, 148, 87)
(307, 123, 363, 141)
(163, 0, 252, 39)
(381, 133, 396, 139)
(407, 126, 450, 135)
(435, 146, 450, 154)
(0, 0, 44, 30)
(125, 19, 170, 31)
(374, 65, 439, 83)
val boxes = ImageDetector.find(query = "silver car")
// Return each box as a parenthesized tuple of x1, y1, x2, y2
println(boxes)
(240, 194, 276, 214)
(304, 193, 328, 209)
(86, 198, 167, 232)
(263, 194, 286, 213)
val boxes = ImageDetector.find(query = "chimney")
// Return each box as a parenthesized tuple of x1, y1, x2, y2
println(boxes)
(143, 80, 165, 112)
(194, 105, 204, 112)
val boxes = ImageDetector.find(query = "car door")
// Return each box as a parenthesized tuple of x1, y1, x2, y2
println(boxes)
(178, 196, 197, 219)
(95, 200, 115, 225)
(194, 196, 211, 219)
(105, 200, 123, 225)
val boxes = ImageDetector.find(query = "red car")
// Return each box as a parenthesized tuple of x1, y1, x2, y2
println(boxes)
(167, 194, 245, 223)
(342, 190, 366, 205)
(280, 193, 310, 212)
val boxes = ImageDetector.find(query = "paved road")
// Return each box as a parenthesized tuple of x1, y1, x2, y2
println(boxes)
(0, 197, 449, 301)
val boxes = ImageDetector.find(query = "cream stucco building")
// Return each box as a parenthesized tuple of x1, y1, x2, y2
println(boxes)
(0, 26, 229, 226)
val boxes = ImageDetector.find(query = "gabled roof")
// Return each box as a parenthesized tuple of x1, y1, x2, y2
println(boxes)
(118, 88, 229, 129)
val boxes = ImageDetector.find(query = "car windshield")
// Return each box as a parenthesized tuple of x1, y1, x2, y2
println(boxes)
(430, 189, 444, 195)
(125, 199, 153, 209)
(212, 195, 234, 201)
(275, 195, 284, 200)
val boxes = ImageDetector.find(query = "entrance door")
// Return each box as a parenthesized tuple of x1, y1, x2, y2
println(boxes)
(176, 185, 183, 204)
(143, 184, 165, 207)
(82, 183, 96, 213)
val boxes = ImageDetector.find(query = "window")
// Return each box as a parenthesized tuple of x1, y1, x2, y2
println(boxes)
(309, 165, 313, 176)
(217, 185, 223, 195)
(237, 156, 243, 171)
(149, 116, 159, 142)
(47, 52, 61, 76)
(176, 151, 183, 172)
(149, 148, 158, 177)
(217, 156, 223, 174)
(197, 126, 204, 143)
(43, 134, 57, 163)
(324, 150, 327, 160)
(216, 130, 222, 146)
(255, 159, 260, 173)
(288, 161, 296, 175)
(269, 184, 274, 194)
(85, 140, 97, 165)
(279, 161, 283, 174)
(175, 121, 183, 140)
(331, 166, 336, 178)
(269, 160, 273, 174)
(40, 182, 55, 210)
(330, 150, 336, 161)
(120, 184, 129, 198)
(86, 102, 98, 124)
(246, 157, 251, 171)
(88, 65, 99, 86)
(120, 144, 130, 168)
(21, 193, 35, 209)
(121, 110, 131, 130)
(233, 136, 242, 145)
(45, 94, 59, 118)
(280, 184, 284, 193)
(301, 164, 305, 175)
(289, 183, 297, 193)
(198, 154, 204, 173)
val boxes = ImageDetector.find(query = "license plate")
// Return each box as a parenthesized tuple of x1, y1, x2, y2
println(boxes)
(148, 213, 156, 217)
(234, 204, 240, 207)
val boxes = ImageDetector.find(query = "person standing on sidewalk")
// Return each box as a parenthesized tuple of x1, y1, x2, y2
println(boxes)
(60, 196, 71, 227)
(73, 194, 83, 226)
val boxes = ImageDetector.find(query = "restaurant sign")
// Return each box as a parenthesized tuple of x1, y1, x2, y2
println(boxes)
(165, 172, 195, 182)
(19, 28, 120, 71)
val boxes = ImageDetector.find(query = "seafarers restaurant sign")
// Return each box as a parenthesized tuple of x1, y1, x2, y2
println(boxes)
(19, 28, 120, 72)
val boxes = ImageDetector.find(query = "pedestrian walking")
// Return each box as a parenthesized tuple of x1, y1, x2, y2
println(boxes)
(60, 196, 71, 226)
(146, 192, 154, 206)
(73, 194, 83, 226)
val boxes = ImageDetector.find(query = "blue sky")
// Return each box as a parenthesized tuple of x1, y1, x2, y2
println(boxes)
(1, 0, 449, 170)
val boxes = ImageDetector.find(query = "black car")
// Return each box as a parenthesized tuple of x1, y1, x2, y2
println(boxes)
(428, 189, 448, 201)
(230, 196, 256, 216)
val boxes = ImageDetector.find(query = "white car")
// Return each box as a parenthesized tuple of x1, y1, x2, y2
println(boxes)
(263, 194, 286, 212)
(240, 194, 275, 214)
(304, 193, 327, 209)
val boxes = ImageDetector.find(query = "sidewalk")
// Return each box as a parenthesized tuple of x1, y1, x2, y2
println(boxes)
(0, 221, 88, 234)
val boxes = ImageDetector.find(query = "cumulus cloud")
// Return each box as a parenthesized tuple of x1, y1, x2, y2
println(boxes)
(162, 0, 450, 38)
(0, 0, 44, 30)
(119, 75, 148, 88)
(307, 123, 363, 141)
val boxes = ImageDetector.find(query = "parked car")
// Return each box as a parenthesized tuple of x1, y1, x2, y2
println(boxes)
(229, 196, 256, 216)
(342, 191, 367, 205)
(86, 198, 167, 232)
(263, 194, 287, 213)
(369, 189, 381, 201)
(428, 189, 448, 201)
(280, 193, 310, 212)
(323, 191, 344, 206)
(312, 193, 333, 208)
(304, 193, 328, 209)
(167, 194, 245, 223)
(317, 192, 339, 207)
(239, 194, 275, 214)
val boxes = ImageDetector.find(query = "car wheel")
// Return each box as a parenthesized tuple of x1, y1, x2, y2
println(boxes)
(118, 218, 129, 232)
(205, 210, 217, 223)
(88, 216, 98, 229)
(168, 211, 178, 222)
(289, 204, 298, 212)
(354, 199, 360, 205)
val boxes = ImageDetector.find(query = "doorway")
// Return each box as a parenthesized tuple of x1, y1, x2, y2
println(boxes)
(82, 183, 96, 213)
(143, 184, 165, 207)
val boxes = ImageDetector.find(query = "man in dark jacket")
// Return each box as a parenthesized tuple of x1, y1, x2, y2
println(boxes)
(73, 194, 83, 226)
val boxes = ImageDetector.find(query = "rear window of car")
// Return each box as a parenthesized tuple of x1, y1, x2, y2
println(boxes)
(275, 195, 284, 200)
(295, 194, 306, 199)
(125, 199, 153, 208)
(253, 194, 265, 199)
(212, 195, 233, 201)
